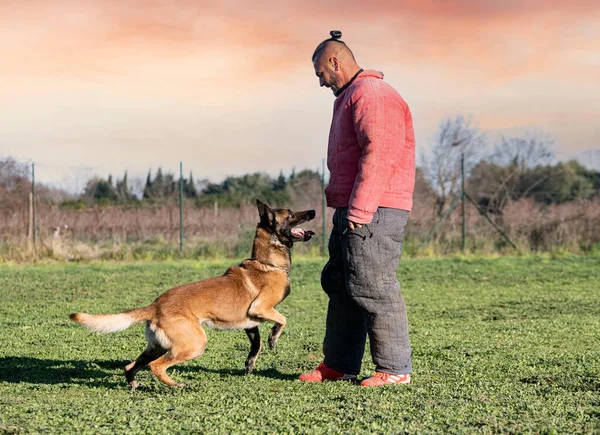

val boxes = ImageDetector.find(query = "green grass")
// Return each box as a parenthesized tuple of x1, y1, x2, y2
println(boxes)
(1, 256, 599, 434)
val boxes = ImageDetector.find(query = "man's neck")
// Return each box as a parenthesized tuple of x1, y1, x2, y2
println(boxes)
(341, 66, 362, 86)
(334, 67, 363, 97)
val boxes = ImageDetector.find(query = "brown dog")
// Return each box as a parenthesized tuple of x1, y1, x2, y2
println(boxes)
(69, 200, 315, 388)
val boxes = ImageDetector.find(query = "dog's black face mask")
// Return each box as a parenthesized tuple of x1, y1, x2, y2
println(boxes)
(256, 199, 315, 246)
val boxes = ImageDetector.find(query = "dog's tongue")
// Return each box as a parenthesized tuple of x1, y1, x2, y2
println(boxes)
(291, 227, 305, 238)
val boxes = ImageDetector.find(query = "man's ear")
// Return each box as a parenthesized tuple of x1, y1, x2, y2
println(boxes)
(256, 199, 274, 226)
(330, 56, 339, 71)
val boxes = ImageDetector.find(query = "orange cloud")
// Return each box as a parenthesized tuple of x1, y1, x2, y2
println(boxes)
(1, 0, 597, 181)
(1, 0, 598, 85)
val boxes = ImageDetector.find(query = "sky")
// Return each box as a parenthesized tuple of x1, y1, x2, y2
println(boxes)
(1, 0, 599, 191)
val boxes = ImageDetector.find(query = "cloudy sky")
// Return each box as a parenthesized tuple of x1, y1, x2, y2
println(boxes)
(1, 0, 599, 190)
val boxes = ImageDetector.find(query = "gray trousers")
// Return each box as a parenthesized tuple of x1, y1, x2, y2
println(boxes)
(321, 207, 412, 375)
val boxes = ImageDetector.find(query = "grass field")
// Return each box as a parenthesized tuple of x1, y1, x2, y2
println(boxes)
(1, 255, 599, 434)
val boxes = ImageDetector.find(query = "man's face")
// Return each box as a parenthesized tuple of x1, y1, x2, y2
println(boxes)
(313, 56, 341, 95)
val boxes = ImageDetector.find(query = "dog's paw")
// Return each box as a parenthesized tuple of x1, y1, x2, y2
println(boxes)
(268, 336, 278, 350)
(245, 357, 256, 374)
(130, 382, 151, 392)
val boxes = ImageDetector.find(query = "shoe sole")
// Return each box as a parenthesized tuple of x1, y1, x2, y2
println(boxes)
(361, 374, 411, 386)
(332, 375, 357, 381)
(361, 381, 411, 386)
(299, 376, 357, 383)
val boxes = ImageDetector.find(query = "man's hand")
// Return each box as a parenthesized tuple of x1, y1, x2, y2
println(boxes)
(348, 220, 363, 231)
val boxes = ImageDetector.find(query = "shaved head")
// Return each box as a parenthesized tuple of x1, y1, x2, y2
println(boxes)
(312, 32, 361, 96)
(312, 39, 356, 64)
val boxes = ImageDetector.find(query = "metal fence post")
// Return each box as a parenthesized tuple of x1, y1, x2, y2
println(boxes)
(419, 149, 518, 253)
(179, 161, 183, 255)
(32, 162, 37, 259)
(461, 152, 466, 251)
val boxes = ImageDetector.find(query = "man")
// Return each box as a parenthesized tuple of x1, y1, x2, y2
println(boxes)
(299, 31, 416, 386)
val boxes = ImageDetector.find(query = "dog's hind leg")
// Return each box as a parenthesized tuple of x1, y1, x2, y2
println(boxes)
(244, 326, 262, 374)
(125, 345, 167, 389)
(125, 322, 171, 388)
(148, 323, 208, 387)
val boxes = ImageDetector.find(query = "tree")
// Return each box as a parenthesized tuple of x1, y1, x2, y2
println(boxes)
(143, 170, 153, 199)
(286, 169, 322, 208)
(153, 168, 165, 197)
(420, 115, 486, 216)
(475, 130, 557, 210)
(0, 157, 30, 211)
(196, 172, 291, 208)
(141, 168, 178, 200)
(272, 170, 286, 191)
(184, 171, 198, 198)
(527, 160, 594, 204)
(163, 172, 176, 198)
(0, 157, 29, 192)
(582, 166, 600, 195)
(492, 130, 554, 170)
(115, 171, 131, 201)
(468, 161, 513, 212)
(469, 157, 597, 210)
(84, 177, 117, 203)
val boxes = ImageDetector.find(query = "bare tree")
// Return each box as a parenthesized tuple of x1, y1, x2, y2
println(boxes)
(0, 157, 29, 190)
(487, 130, 556, 209)
(0, 157, 30, 211)
(492, 130, 555, 170)
(420, 115, 487, 217)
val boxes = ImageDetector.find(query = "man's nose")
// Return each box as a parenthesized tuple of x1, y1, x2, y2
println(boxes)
(319, 78, 325, 87)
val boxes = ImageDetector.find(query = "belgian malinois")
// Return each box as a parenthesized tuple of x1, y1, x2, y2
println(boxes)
(69, 200, 315, 388)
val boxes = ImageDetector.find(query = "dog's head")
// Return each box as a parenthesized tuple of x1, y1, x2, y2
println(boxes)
(256, 199, 315, 245)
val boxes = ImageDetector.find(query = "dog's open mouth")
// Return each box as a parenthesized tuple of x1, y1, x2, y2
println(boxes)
(291, 227, 315, 241)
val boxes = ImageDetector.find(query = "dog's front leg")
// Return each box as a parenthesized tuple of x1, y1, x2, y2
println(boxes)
(268, 321, 284, 350)
(248, 304, 287, 350)
(263, 308, 286, 350)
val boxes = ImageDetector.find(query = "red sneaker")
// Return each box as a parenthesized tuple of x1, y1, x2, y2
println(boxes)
(298, 363, 357, 382)
(360, 372, 411, 386)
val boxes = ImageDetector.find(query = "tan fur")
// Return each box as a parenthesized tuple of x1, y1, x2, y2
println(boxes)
(69, 201, 315, 388)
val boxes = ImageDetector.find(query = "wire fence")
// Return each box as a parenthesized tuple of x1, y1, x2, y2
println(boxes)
(1, 158, 333, 260)
(1, 154, 599, 261)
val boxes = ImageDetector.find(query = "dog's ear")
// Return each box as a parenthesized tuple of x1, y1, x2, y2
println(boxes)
(256, 199, 274, 226)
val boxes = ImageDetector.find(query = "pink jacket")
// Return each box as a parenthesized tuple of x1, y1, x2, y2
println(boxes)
(325, 69, 416, 224)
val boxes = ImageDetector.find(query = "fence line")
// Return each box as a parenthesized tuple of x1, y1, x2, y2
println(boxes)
(1, 155, 599, 260)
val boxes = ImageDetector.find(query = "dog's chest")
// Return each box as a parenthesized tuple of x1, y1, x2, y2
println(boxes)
(282, 282, 291, 300)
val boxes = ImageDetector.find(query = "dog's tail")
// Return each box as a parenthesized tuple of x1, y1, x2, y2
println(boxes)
(69, 306, 155, 333)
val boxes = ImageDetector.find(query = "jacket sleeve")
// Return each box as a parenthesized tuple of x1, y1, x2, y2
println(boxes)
(347, 81, 406, 224)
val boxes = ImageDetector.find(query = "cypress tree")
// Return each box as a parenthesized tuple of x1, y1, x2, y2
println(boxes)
(143, 170, 153, 199)
(185, 171, 198, 198)
(273, 170, 286, 191)
(154, 168, 164, 198)
(116, 171, 130, 201)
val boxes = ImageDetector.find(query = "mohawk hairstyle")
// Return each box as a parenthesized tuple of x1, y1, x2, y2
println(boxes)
(312, 30, 356, 62)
